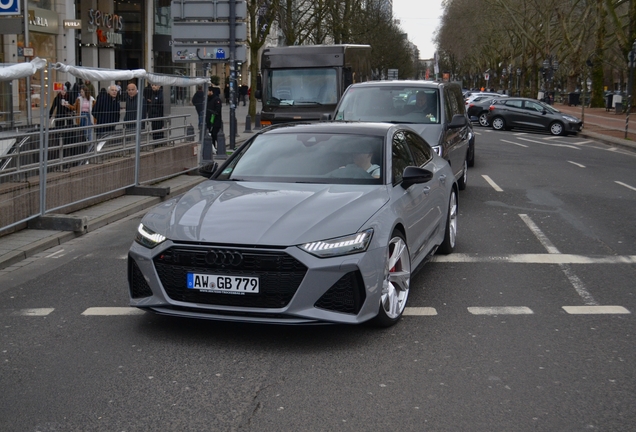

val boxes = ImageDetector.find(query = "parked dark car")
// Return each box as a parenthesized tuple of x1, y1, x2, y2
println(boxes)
(333, 81, 472, 189)
(486, 97, 583, 136)
(467, 97, 504, 127)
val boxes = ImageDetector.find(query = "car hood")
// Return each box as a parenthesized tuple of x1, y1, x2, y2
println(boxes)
(142, 181, 390, 246)
(404, 124, 442, 147)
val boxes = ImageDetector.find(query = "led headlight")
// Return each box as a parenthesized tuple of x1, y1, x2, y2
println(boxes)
(562, 116, 579, 123)
(299, 229, 373, 258)
(135, 223, 167, 248)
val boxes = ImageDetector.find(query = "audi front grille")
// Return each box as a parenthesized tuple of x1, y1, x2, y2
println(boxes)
(153, 246, 307, 308)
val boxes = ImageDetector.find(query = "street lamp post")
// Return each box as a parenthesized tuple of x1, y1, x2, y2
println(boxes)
(516, 68, 521, 96)
(541, 56, 558, 103)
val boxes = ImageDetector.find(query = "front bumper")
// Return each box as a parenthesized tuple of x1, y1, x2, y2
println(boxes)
(128, 240, 385, 325)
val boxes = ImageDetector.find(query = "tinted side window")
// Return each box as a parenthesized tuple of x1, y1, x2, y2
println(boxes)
(504, 100, 523, 108)
(392, 131, 413, 185)
(443, 90, 453, 122)
(450, 86, 465, 115)
(405, 132, 432, 167)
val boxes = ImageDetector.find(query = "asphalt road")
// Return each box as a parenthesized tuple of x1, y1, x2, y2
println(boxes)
(1, 127, 635, 431)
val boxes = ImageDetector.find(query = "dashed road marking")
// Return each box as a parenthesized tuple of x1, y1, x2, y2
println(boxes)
(403, 307, 437, 316)
(519, 214, 598, 306)
(468, 307, 534, 315)
(518, 137, 581, 149)
(562, 306, 631, 315)
(501, 139, 528, 148)
(567, 161, 586, 168)
(45, 250, 66, 259)
(10, 308, 55, 316)
(81, 307, 145, 316)
(615, 181, 636, 191)
(482, 175, 504, 192)
(431, 254, 636, 264)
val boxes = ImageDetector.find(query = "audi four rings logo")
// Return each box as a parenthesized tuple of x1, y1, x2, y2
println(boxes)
(205, 250, 243, 267)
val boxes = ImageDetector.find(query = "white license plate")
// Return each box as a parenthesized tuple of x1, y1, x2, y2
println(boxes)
(187, 273, 259, 294)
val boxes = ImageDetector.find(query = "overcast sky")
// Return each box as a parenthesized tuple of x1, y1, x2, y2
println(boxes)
(392, 0, 444, 59)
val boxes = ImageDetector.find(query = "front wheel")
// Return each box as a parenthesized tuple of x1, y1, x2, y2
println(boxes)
(437, 189, 458, 255)
(478, 112, 490, 127)
(491, 116, 506, 131)
(549, 121, 564, 136)
(372, 231, 411, 327)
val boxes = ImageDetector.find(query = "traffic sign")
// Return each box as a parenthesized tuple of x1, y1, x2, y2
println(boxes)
(172, 22, 247, 42)
(0, 0, 20, 15)
(172, 1, 246, 20)
(172, 44, 247, 63)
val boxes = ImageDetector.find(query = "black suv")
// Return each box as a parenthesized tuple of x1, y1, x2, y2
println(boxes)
(333, 81, 473, 189)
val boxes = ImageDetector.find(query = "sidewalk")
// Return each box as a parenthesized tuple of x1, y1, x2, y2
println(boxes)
(557, 103, 636, 152)
(1, 100, 635, 272)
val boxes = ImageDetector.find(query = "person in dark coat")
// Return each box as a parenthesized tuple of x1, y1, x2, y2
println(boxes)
(205, 86, 223, 147)
(124, 82, 147, 130)
(191, 85, 205, 132)
(224, 83, 230, 103)
(147, 84, 164, 140)
(48, 84, 75, 153)
(239, 84, 248, 106)
(92, 85, 122, 137)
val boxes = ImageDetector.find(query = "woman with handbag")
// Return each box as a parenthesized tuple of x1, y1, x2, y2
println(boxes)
(68, 85, 96, 143)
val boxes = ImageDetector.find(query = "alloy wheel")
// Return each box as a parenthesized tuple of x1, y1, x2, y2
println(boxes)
(380, 236, 411, 320)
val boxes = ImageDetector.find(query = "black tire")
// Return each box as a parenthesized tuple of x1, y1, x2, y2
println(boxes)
(549, 121, 564, 136)
(467, 140, 475, 167)
(457, 159, 468, 190)
(371, 230, 411, 328)
(437, 189, 457, 255)
(491, 116, 506, 131)
(478, 112, 489, 127)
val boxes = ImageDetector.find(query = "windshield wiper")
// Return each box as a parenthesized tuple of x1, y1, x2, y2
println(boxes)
(295, 101, 323, 106)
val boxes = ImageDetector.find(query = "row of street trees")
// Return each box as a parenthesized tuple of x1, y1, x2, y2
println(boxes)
(242, 0, 421, 116)
(435, 0, 636, 107)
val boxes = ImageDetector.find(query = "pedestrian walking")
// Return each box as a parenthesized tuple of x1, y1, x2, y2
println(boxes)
(206, 86, 223, 148)
(93, 85, 122, 138)
(68, 85, 96, 142)
(191, 85, 205, 132)
(239, 84, 248, 106)
(124, 82, 147, 130)
(147, 84, 165, 140)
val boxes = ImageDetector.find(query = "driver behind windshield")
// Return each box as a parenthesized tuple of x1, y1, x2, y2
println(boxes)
(339, 142, 380, 178)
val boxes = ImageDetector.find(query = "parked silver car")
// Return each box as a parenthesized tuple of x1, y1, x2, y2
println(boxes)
(128, 122, 458, 327)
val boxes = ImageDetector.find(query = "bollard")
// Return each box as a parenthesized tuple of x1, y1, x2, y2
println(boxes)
(202, 135, 214, 162)
(216, 130, 228, 159)
(254, 113, 262, 130)
(244, 115, 253, 133)
(186, 124, 195, 142)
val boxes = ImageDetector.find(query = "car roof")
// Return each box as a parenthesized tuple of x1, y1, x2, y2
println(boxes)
(347, 80, 451, 89)
(259, 121, 403, 137)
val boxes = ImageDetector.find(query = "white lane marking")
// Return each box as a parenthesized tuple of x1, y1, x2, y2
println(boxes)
(575, 140, 592, 145)
(518, 214, 560, 253)
(45, 249, 65, 259)
(517, 137, 581, 149)
(82, 307, 145, 316)
(513, 132, 528, 136)
(616, 181, 636, 191)
(519, 214, 598, 306)
(10, 308, 55, 316)
(501, 139, 528, 148)
(431, 254, 636, 264)
(118, 255, 128, 260)
(562, 306, 631, 315)
(482, 175, 504, 192)
(567, 161, 586, 168)
(543, 136, 561, 140)
(403, 307, 437, 316)
(468, 307, 534, 315)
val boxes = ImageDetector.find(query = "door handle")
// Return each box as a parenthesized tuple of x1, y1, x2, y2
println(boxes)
(422, 186, 431, 194)
(439, 175, 446, 185)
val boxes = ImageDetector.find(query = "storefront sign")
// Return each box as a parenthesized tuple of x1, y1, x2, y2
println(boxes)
(64, 19, 81, 29)
(28, 8, 59, 35)
(88, 9, 123, 31)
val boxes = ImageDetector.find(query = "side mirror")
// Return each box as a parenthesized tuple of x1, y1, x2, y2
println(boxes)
(401, 166, 434, 189)
(320, 113, 332, 122)
(448, 114, 468, 129)
(198, 161, 218, 178)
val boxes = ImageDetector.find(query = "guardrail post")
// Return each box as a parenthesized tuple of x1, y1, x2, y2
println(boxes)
(254, 113, 261, 130)
(243, 115, 252, 133)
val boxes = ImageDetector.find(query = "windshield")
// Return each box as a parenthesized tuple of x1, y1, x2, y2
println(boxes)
(216, 132, 384, 185)
(266, 68, 338, 106)
(335, 86, 441, 124)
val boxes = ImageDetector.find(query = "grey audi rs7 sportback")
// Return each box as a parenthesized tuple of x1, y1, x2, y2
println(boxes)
(128, 122, 458, 326)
